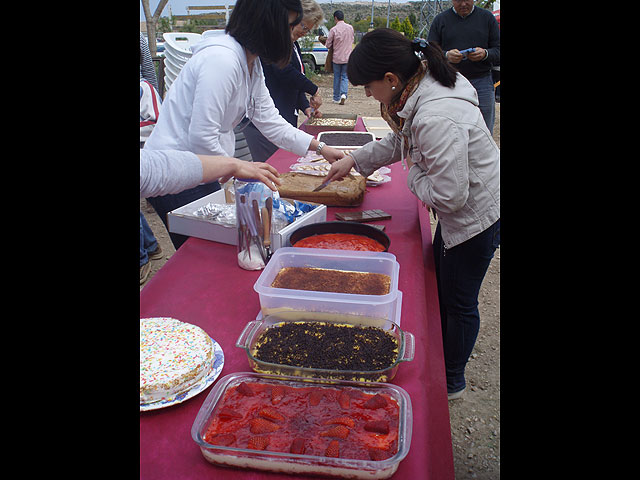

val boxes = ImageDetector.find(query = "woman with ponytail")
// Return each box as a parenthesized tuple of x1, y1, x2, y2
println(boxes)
(326, 28, 500, 400)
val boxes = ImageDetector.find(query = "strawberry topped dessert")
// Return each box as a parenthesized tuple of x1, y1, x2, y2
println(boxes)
(203, 380, 400, 462)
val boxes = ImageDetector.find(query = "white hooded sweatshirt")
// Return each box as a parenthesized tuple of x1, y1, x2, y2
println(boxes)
(144, 33, 313, 158)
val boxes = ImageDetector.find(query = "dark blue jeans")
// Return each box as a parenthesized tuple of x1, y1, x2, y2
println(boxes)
(146, 181, 221, 250)
(433, 219, 500, 393)
(140, 211, 158, 267)
(332, 62, 349, 102)
(468, 73, 496, 135)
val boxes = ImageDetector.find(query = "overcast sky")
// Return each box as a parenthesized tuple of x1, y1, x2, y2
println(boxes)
(140, 1, 434, 21)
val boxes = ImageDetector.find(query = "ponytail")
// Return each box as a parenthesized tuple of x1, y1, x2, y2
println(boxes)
(411, 38, 457, 88)
(347, 28, 457, 90)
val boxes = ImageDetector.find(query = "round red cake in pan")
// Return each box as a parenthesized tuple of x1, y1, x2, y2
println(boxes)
(289, 221, 390, 252)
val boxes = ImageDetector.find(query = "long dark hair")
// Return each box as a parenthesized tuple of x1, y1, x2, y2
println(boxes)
(226, 0, 303, 68)
(347, 28, 457, 89)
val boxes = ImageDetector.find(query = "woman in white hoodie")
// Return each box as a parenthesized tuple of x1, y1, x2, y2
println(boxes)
(326, 29, 500, 400)
(143, 0, 343, 249)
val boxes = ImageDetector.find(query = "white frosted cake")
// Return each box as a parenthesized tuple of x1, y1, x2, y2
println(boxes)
(140, 317, 214, 404)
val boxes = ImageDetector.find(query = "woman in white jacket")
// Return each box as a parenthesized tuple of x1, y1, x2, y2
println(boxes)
(326, 29, 500, 400)
(143, 0, 343, 249)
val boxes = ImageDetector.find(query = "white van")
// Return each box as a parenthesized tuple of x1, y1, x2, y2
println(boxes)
(299, 25, 329, 73)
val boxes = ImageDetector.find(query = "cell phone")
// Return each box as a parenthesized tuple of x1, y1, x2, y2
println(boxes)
(459, 47, 475, 54)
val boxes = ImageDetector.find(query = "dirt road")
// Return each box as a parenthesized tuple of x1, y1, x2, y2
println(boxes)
(141, 72, 500, 479)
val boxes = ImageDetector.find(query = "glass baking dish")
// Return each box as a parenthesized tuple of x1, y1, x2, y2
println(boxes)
(191, 372, 412, 479)
(236, 312, 414, 382)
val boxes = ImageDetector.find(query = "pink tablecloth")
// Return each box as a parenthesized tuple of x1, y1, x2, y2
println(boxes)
(140, 120, 454, 479)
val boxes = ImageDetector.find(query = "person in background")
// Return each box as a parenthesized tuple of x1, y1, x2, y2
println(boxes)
(325, 10, 354, 104)
(324, 29, 500, 400)
(143, 0, 344, 250)
(140, 32, 159, 92)
(140, 80, 162, 147)
(427, 0, 500, 134)
(139, 47, 163, 284)
(243, 0, 325, 162)
(140, 149, 280, 199)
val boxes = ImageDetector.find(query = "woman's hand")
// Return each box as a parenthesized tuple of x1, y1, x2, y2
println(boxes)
(304, 107, 322, 119)
(310, 92, 323, 109)
(319, 144, 345, 164)
(324, 154, 355, 184)
(211, 157, 281, 191)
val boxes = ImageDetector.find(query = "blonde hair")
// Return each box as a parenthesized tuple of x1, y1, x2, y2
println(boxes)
(301, 0, 324, 30)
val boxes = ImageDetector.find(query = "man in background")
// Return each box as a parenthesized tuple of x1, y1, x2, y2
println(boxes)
(428, 0, 500, 134)
(326, 10, 355, 104)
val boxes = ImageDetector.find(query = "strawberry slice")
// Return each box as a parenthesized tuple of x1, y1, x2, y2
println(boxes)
(259, 406, 285, 422)
(325, 440, 340, 458)
(368, 447, 392, 461)
(308, 388, 324, 406)
(363, 394, 387, 409)
(208, 433, 236, 446)
(319, 425, 350, 439)
(290, 437, 306, 455)
(217, 407, 243, 421)
(323, 416, 355, 428)
(247, 436, 269, 450)
(364, 420, 390, 434)
(236, 382, 255, 396)
(337, 390, 350, 409)
(249, 417, 280, 434)
(271, 385, 285, 404)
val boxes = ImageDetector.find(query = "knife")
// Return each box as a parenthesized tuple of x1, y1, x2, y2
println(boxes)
(262, 197, 273, 261)
(312, 178, 332, 192)
(251, 198, 268, 264)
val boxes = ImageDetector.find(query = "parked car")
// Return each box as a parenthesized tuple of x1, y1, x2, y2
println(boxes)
(155, 39, 165, 57)
(299, 25, 329, 73)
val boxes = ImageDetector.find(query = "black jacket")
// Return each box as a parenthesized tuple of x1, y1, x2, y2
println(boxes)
(261, 41, 319, 127)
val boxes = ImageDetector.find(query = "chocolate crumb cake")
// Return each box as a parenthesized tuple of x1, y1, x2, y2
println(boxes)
(252, 321, 399, 372)
(270, 267, 390, 295)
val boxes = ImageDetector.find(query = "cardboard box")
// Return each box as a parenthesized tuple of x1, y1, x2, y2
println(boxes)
(167, 189, 327, 250)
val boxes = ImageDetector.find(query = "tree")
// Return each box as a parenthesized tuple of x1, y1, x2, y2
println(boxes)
(141, 0, 169, 56)
(401, 17, 415, 39)
(408, 13, 417, 29)
(389, 16, 402, 32)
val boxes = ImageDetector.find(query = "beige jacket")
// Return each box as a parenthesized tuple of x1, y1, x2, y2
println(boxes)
(350, 72, 500, 248)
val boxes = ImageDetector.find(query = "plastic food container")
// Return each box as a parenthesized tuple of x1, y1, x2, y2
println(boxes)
(191, 372, 413, 479)
(253, 247, 402, 323)
(236, 312, 414, 382)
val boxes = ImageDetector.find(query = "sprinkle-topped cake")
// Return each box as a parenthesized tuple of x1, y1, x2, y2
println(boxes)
(140, 317, 214, 404)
